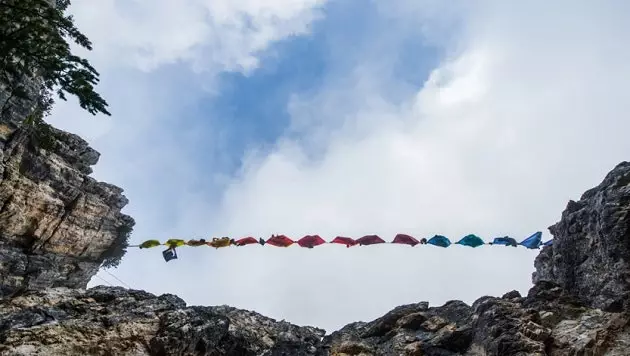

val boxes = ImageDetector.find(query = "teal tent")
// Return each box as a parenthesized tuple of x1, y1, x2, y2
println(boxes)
(543, 239, 553, 247)
(519, 232, 542, 249)
(427, 235, 451, 248)
(456, 234, 484, 247)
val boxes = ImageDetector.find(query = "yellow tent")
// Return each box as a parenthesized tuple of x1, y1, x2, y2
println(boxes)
(208, 237, 232, 248)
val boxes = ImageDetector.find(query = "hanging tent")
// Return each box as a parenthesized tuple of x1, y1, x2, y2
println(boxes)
(165, 239, 187, 248)
(456, 234, 484, 247)
(392, 234, 420, 246)
(543, 239, 553, 247)
(187, 239, 207, 246)
(427, 235, 451, 247)
(519, 231, 542, 249)
(266, 235, 294, 247)
(139, 240, 161, 249)
(331, 236, 358, 247)
(356, 235, 385, 246)
(209, 237, 232, 248)
(491, 236, 518, 247)
(298, 235, 326, 248)
(234, 237, 259, 246)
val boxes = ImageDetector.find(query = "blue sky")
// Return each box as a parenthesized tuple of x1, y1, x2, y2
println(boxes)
(48, 0, 630, 332)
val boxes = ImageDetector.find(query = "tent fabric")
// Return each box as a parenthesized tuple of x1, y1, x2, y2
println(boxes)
(456, 234, 484, 247)
(234, 237, 258, 246)
(162, 248, 178, 262)
(356, 235, 385, 245)
(136, 231, 551, 256)
(331, 236, 358, 247)
(266, 235, 294, 247)
(209, 237, 232, 248)
(298, 235, 326, 248)
(392, 234, 420, 246)
(165, 239, 186, 248)
(520, 231, 542, 249)
(186, 239, 207, 246)
(427, 235, 451, 247)
(491, 237, 518, 247)
(139, 240, 161, 249)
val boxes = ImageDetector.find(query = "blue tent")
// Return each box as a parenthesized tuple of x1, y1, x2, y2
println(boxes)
(519, 232, 542, 249)
(162, 248, 178, 262)
(427, 235, 451, 248)
(456, 234, 485, 247)
(491, 236, 518, 247)
(543, 239, 553, 247)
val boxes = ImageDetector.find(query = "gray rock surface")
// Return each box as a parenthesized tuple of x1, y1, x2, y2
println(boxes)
(0, 120, 134, 298)
(0, 286, 326, 356)
(533, 161, 630, 312)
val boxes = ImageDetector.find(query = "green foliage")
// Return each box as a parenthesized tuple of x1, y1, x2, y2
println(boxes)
(22, 89, 58, 151)
(101, 217, 135, 269)
(0, 0, 109, 119)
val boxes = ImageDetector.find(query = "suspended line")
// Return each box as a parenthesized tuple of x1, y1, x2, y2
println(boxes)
(93, 274, 113, 286)
(103, 269, 132, 289)
(131, 232, 549, 249)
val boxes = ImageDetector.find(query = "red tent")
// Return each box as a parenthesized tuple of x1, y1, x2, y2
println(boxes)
(266, 235, 294, 247)
(234, 237, 259, 246)
(356, 235, 385, 245)
(331, 236, 358, 247)
(392, 234, 420, 246)
(297, 235, 326, 248)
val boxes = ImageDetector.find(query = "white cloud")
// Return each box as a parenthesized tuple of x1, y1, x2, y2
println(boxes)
(190, 0, 630, 331)
(55, 0, 630, 333)
(68, 0, 327, 73)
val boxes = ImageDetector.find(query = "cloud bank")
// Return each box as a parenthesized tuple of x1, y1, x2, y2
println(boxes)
(48, 0, 630, 332)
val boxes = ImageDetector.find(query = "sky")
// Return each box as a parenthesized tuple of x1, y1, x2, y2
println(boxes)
(47, 0, 630, 332)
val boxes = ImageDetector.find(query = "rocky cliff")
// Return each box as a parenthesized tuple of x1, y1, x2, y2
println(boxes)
(0, 117, 135, 298)
(1, 119, 629, 355)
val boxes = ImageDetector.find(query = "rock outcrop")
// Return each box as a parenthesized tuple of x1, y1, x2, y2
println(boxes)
(533, 161, 630, 312)
(1, 111, 630, 355)
(0, 286, 326, 356)
(0, 119, 135, 298)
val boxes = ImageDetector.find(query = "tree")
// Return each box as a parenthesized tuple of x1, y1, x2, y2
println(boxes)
(0, 0, 109, 120)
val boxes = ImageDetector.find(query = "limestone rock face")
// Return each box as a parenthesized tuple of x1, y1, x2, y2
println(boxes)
(534, 161, 630, 312)
(0, 286, 326, 356)
(0, 121, 134, 298)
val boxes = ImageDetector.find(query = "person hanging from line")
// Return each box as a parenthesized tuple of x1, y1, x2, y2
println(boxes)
(419, 238, 428, 245)
(162, 239, 185, 262)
